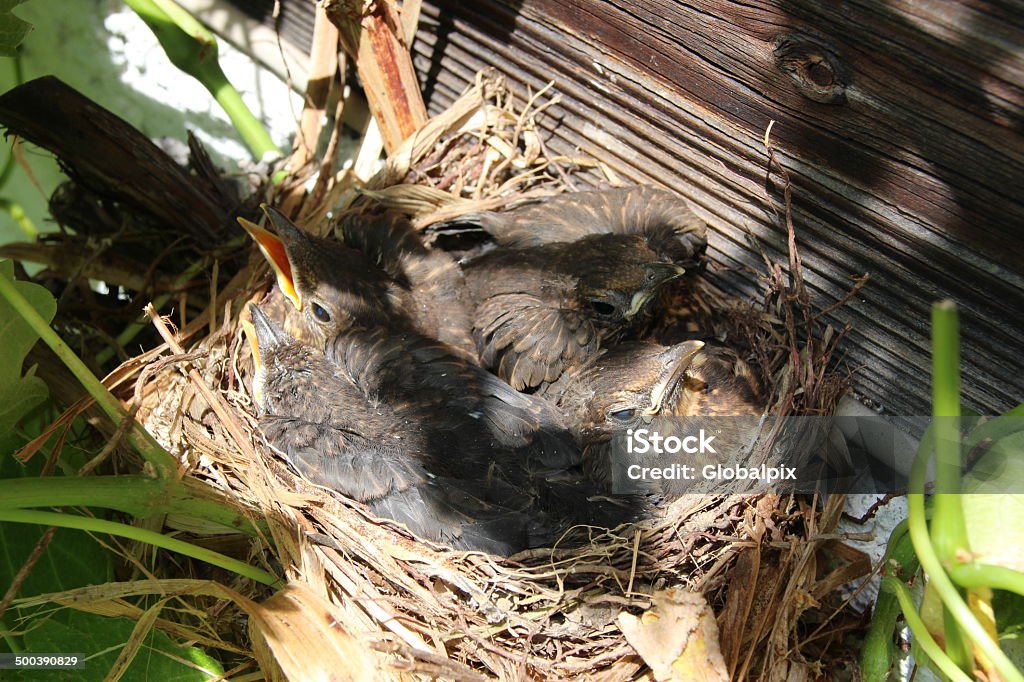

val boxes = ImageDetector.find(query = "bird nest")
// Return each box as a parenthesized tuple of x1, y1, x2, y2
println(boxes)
(100, 73, 864, 680)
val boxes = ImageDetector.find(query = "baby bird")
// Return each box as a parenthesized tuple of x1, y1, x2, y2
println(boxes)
(430, 185, 708, 271)
(239, 207, 476, 360)
(247, 304, 542, 554)
(462, 233, 685, 391)
(544, 340, 764, 493)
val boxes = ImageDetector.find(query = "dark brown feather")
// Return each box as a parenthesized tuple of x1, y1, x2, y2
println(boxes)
(431, 185, 708, 270)
(463, 233, 684, 390)
(248, 306, 619, 553)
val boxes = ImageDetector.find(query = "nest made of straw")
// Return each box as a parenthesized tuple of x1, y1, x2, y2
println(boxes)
(119, 73, 869, 681)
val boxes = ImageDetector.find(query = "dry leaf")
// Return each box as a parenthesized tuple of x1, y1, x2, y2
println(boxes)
(242, 581, 380, 682)
(617, 588, 729, 682)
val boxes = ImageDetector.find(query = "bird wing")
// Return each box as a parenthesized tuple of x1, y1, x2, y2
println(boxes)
(369, 476, 534, 555)
(475, 293, 598, 391)
(429, 186, 708, 268)
(371, 327, 580, 469)
(472, 368, 580, 469)
(262, 415, 535, 554)
(259, 415, 427, 502)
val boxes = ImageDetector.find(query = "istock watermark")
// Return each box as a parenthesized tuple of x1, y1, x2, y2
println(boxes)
(625, 428, 718, 455)
(601, 416, 1024, 497)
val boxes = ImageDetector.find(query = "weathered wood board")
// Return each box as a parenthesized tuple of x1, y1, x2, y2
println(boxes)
(408, 0, 1024, 418)
(231, 0, 1024, 417)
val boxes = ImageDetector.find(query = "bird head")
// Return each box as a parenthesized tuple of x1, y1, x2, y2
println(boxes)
(238, 206, 400, 345)
(553, 340, 765, 441)
(244, 303, 305, 413)
(551, 340, 705, 441)
(668, 344, 764, 418)
(565, 234, 686, 325)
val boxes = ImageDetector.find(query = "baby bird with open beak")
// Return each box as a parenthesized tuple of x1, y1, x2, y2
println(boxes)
(246, 304, 636, 553)
(238, 206, 476, 360)
(246, 304, 539, 554)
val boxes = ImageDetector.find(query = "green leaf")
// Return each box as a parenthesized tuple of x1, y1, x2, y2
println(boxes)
(0, 524, 113, 605)
(0, 427, 114, 655)
(992, 590, 1024, 675)
(0, 260, 56, 435)
(962, 424, 1024, 571)
(0, 0, 31, 57)
(9, 610, 223, 681)
(0, 442, 112, 619)
(961, 494, 1024, 573)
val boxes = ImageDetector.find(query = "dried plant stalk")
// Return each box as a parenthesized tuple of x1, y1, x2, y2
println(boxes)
(325, 0, 427, 154)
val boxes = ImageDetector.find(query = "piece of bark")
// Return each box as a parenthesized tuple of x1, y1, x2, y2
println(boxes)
(324, 0, 428, 154)
(0, 76, 229, 247)
(618, 588, 730, 682)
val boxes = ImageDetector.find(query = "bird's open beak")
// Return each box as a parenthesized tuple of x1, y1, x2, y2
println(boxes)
(237, 209, 303, 310)
(624, 291, 653, 320)
(244, 304, 291, 407)
(241, 318, 260, 369)
(241, 310, 264, 406)
(642, 340, 704, 416)
(248, 303, 290, 350)
(625, 263, 686, 320)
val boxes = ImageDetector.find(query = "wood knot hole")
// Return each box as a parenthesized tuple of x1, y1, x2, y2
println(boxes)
(773, 32, 849, 104)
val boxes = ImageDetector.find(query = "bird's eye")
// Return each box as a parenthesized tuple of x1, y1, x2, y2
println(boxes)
(607, 407, 636, 421)
(589, 300, 617, 316)
(311, 302, 331, 323)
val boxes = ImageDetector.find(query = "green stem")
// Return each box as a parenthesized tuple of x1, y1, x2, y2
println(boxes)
(948, 563, 1024, 597)
(930, 300, 971, 669)
(964, 412, 1024, 454)
(860, 527, 920, 681)
(0, 475, 255, 534)
(0, 198, 37, 239)
(930, 301, 966, 535)
(123, 0, 280, 161)
(909, 433, 1024, 682)
(880, 578, 973, 682)
(202, 64, 280, 161)
(0, 509, 279, 587)
(0, 272, 175, 479)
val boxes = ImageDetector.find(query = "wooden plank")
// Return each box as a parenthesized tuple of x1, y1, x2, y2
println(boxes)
(411, 0, 1024, 417)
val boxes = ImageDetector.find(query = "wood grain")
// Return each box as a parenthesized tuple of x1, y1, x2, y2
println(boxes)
(410, 0, 1024, 417)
